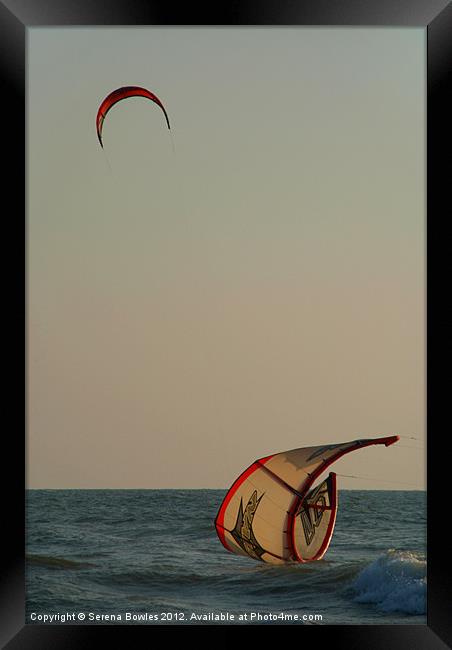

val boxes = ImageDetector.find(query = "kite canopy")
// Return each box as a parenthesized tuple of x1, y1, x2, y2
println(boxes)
(215, 435, 399, 564)
(96, 86, 170, 148)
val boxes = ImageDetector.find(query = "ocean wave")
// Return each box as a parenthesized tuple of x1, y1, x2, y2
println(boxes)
(350, 549, 426, 615)
(26, 554, 96, 569)
(90, 568, 230, 589)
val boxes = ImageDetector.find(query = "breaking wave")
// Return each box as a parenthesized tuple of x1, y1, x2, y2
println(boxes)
(350, 550, 426, 615)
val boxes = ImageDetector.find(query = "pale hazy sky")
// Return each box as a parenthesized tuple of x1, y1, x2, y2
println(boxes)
(27, 28, 425, 489)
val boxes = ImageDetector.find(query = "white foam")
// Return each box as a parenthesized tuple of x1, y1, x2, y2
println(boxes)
(350, 549, 426, 615)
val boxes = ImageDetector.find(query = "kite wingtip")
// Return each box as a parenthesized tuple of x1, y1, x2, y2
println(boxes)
(385, 435, 400, 446)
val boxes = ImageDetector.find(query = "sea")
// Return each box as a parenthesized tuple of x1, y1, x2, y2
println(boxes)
(26, 489, 426, 626)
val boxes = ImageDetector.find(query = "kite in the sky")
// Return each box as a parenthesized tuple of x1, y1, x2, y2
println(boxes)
(96, 86, 170, 148)
(215, 435, 399, 564)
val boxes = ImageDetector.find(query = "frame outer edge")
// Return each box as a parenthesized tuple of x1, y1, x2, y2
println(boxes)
(0, 0, 26, 648)
(427, 1, 452, 647)
(0, 0, 449, 645)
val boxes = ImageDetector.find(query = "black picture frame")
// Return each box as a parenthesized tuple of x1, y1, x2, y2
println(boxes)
(2, 0, 451, 646)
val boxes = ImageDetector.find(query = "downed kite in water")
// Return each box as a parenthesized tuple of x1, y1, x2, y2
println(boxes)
(96, 86, 170, 148)
(215, 435, 399, 564)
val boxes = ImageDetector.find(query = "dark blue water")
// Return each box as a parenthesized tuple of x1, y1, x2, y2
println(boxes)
(26, 490, 426, 625)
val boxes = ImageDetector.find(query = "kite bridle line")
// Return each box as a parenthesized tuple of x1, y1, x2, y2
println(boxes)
(336, 473, 420, 488)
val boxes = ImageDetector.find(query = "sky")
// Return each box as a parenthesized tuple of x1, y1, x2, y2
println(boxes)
(27, 28, 425, 489)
